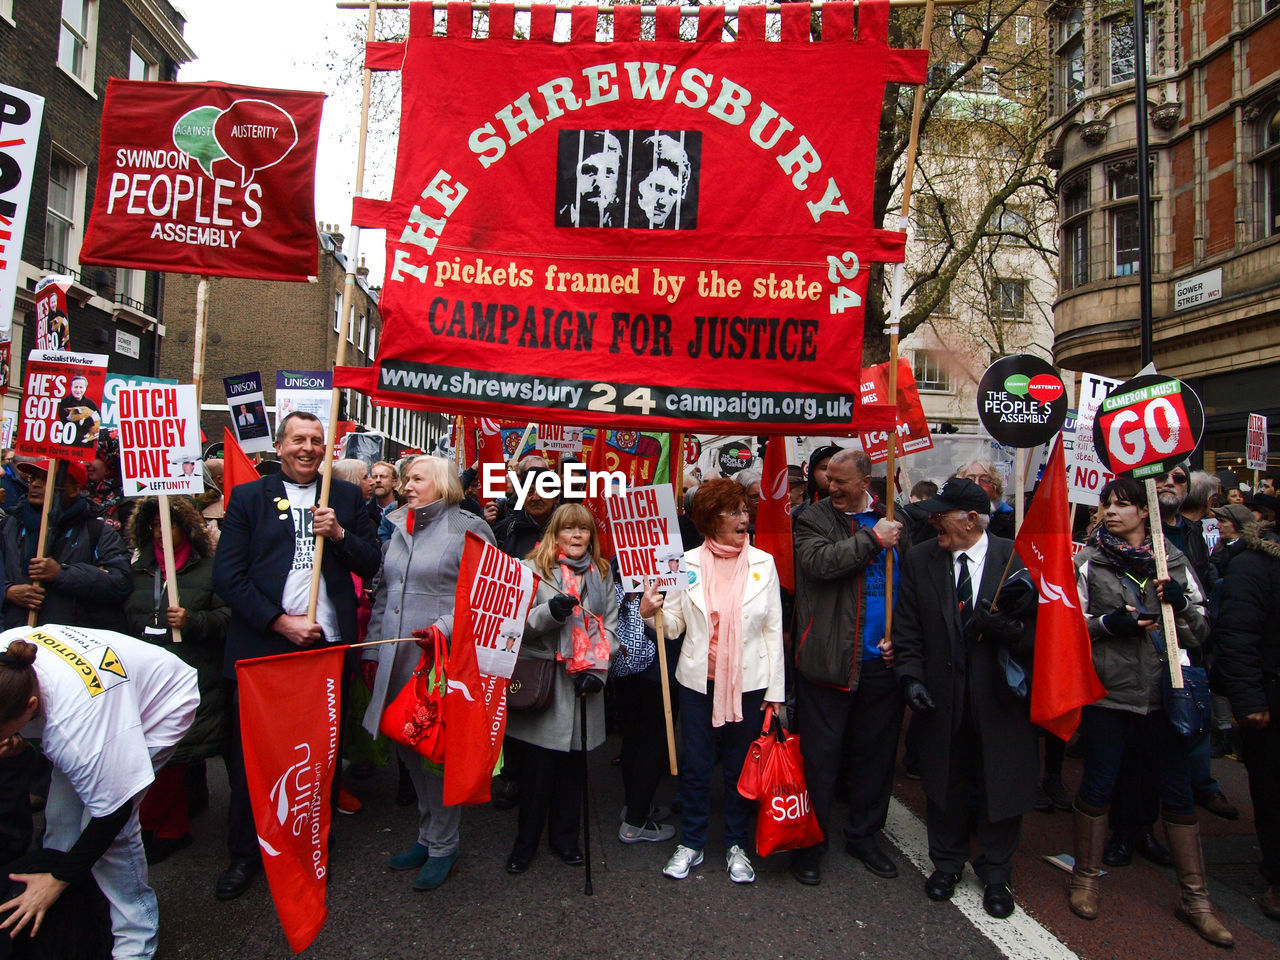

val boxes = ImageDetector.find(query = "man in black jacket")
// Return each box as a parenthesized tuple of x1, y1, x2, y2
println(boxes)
(893, 478, 1039, 920)
(790, 450, 905, 885)
(211, 412, 380, 901)
(1214, 517, 1280, 920)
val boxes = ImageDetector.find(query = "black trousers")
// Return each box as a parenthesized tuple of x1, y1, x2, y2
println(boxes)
(614, 674, 670, 828)
(513, 744, 583, 859)
(1242, 723, 1280, 885)
(925, 701, 1021, 885)
(796, 659, 904, 852)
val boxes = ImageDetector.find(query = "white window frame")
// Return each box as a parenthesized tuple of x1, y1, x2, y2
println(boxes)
(367, 325, 378, 359)
(1015, 15, 1032, 45)
(912, 350, 954, 393)
(358, 313, 367, 353)
(116, 268, 146, 310)
(44, 151, 86, 272)
(1108, 15, 1154, 86)
(996, 279, 1027, 319)
(58, 0, 99, 92)
(0, 0, 15, 25)
(128, 44, 157, 81)
(347, 306, 356, 344)
(333, 293, 341, 333)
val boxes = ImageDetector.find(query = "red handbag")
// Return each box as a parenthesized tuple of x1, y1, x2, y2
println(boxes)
(380, 628, 447, 763)
(737, 704, 779, 801)
(753, 713, 824, 858)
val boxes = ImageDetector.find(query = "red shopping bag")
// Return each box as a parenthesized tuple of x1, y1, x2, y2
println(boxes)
(737, 704, 779, 801)
(754, 717, 824, 857)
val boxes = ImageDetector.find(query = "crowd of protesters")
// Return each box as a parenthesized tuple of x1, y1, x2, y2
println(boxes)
(0, 416, 1278, 957)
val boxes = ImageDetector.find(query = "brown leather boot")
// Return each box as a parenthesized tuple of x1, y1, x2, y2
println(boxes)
(1068, 804, 1107, 920)
(1164, 819, 1234, 948)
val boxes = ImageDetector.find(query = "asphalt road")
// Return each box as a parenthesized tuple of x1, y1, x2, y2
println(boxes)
(147, 737, 1280, 960)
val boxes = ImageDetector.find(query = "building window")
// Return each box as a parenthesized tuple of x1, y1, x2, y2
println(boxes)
(913, 350, 954, 393)
(950, 11, 971, 41)
(978, 65, 1000, 94)
(915, 196, 948, 241)
(1061, 173, 1090, 290)
(1108, 15, 1153, 86)
(1015, 15, 1032, 44)
(44, 156, 79, 270)
(1254, 106, 1280, 237)
(358, 313, 367, 352)
(1108, 161, 1144, 276)
(347, 307, 356, 343)
(1055, 6, 1085, 111)
(58, 0, 97, 85)
(116, 269, 146, 311)
(367, 325, 378, 359)
(128, 45, 157, 81)
(996, 279, 1027, 318)
(0, 0, 13, 21)
(333, 293, 341, 332)
(995, 205, 1029, 244)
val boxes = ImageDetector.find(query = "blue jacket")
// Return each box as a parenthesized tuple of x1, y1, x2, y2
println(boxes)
(212, 473, 381, 677)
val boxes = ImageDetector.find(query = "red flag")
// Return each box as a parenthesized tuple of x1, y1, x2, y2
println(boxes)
(583, 429, 616, 559)
(755, 436, 795, 591)
(236, 645, 345, 953)
(476, 417, 505, 507)
(443, 532, 539, 805)
(222, 428, 260, 508)
(1014, 440, 1106, 740)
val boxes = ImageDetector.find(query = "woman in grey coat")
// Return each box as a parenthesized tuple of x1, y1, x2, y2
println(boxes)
(505, 503, 618, 873)
(360, 456, 495, 891)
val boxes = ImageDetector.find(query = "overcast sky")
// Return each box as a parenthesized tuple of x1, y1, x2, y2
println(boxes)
(176, 0, 390, 284)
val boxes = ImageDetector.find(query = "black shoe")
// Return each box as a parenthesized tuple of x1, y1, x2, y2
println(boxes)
(1198, 791, 1240, 821)
(490, 776, 520, 811)
(1102, 833, 1133, 868)
(215, 859, 260, 901)
(925, 870, 960, 901)
(903, 764, 922, 781)
(846, 842, 898, 879)
(790, 846, 821, 886)
(145, 832, 193, 866)
(505, 851, 531, 875)
(1042, 776, 1073, 811)
(1136, 829, 1173, 867)
(1032, 789, 1054, 813)
(983, 882, 1015, 919)
(553, 846, 584, 866)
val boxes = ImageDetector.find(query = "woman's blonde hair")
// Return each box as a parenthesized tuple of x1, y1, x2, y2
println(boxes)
(398, 455, 463, 505)
(527, 503, 607, 578)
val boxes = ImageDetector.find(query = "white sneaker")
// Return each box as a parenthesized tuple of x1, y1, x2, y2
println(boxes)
(663, 844, 704, 878)
(619, 820, 676, 844)
(726, 845, 755, 884)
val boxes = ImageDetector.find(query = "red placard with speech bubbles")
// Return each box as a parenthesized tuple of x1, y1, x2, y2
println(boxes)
(80, 79, 323, 282)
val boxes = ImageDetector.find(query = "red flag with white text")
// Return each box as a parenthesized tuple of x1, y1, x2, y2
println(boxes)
(443, 533, 539, 805)
(236, 645, 345, 953)
(755, 436, 795, 591)
(1014, 440, 1105, 740)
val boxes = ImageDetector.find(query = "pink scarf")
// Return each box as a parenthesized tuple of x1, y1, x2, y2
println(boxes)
(702, 537, 750, 727)
(154, 538, 191, 578)
(557, 553, 610, 673)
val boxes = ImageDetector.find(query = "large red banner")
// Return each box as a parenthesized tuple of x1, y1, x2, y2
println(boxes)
(237, 646, 345, 953)
(80, 79, 323, 282)
(339, 1, 922, 434)
(443, 533, 539, 805)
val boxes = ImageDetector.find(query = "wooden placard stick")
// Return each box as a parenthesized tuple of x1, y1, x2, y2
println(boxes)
(654, 610, 678, 775)
(1144, 476, 1184, 688)
(26, 461, 58, 627)
(156, 494, 184, 643)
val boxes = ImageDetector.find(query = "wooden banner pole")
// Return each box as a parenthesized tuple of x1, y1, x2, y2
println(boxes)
(156, 494, 184, 643)
(26, 462, 59, 627)
(1144, 477, 1184, 689)
(191, 276, 210, 413)
(654, 613, 678, 775)
(882, 0, 937, 646)
(308, 0, 377, 625)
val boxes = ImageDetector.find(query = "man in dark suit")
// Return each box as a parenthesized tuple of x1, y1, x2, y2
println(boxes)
(211, 411, 380, 900)
(893, 477, 1039, 919)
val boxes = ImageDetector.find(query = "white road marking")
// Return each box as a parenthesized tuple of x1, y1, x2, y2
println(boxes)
(883, 797, 1081, 960)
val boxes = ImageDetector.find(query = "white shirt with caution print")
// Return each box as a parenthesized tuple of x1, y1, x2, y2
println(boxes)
(2, 624, 199, 818)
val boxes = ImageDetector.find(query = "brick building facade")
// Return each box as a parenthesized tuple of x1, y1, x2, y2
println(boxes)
(160, 225, 444, 459)
(1047, 0, 1280, 468)
(0, 0, 193, 417)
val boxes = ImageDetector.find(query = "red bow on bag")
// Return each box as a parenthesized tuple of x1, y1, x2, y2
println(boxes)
(381, 626, 448, 762)
(746, 708, 824, 858)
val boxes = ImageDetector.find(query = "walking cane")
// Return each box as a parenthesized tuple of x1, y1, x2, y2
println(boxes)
(580, 689, 593, 896)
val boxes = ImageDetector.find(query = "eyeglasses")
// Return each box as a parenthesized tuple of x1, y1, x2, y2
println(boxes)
(1167, 472, 1188, 484)
(719, 508, 751, 518)
(963, 474, 994, 487)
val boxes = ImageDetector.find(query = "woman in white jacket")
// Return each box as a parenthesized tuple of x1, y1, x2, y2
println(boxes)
(641, 478, 784, 885)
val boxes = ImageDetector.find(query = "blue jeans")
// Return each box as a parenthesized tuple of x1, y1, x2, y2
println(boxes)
(1077, 705, 1194, 817)
(677, 683, 764, 851)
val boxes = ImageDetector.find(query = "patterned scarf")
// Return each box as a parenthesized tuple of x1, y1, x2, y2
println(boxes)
(557, 551, 610, 673)
(1092, 525, 1157, 578)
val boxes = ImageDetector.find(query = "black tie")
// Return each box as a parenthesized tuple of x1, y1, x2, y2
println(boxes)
(957, 553, 973, 626)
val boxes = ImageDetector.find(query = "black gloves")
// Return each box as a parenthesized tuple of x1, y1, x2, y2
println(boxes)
(573, 673, 604, 695)
(1159, 578, 1189, 612)
(1100, 606, 1146, 636)
(973, 600, 1024, 645)
(903, 679, 935, 713)
(548, 594, 578, 622)
(998, 573, 1039, 621)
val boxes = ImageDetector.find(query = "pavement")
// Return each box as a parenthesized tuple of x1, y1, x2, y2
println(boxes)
(146, 736, 1280, 960)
